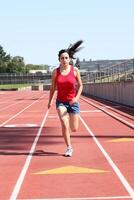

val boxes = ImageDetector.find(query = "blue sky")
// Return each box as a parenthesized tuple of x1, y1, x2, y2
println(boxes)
(0, 0, 134, 66)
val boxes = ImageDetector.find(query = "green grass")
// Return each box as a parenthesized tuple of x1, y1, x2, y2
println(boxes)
(0, 83, 31, 89)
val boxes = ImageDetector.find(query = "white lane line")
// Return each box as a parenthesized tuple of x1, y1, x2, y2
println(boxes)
(81, 97, 134, 129)
(9, 109, 49, 200)
(0, 94, 45, 127)
(0, 102, 21, 112)
(4, 124, 38, 127)
(0, 92, 35, 111)
(17, 195, 131, 199)
(79, 115, 134, 199)
(80, 110, 102, 113)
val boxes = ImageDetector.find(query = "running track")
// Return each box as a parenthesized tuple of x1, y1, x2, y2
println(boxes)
(0, 90, 134, 200)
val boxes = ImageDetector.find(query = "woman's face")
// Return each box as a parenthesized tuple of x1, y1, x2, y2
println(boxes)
(59, 52, 70, 67)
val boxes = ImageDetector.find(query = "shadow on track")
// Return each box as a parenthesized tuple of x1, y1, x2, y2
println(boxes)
(0, 150, 63, 156)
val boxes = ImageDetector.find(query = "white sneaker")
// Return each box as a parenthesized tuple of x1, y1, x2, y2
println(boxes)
(65, 147, 73, 157)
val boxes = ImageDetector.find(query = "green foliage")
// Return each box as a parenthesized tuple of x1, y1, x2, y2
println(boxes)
(0, 83, 31, 89)
(0, 45, 49, 74)
(0, 45, 11, 73)
(6, 56, 25, 73)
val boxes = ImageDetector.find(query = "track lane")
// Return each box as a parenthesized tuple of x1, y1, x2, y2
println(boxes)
(0, 91, 47, 126)
(16, 97, 133, 199)
(0, 91, 34, 110)
(0, 91, 49, 200)
(80, 96, 134, 129)
(0, 92, 133, 199)
(79, 98, 134, 197)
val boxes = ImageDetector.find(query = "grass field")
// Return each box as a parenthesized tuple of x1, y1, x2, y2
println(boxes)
(0, 83, 31, 89)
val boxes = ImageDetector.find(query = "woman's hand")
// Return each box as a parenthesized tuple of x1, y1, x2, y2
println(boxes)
(69, 97, 78, 105)
(48, 102, 52, 109)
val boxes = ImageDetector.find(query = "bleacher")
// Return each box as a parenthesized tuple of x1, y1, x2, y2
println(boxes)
(80, 58, 134, 83)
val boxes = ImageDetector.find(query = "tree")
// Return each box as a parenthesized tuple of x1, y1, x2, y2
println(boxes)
(0, 45, 11, 73)
(8, 56, 25, 73)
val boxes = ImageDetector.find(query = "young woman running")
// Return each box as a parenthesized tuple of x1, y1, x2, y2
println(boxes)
(48, 40, 83, 157)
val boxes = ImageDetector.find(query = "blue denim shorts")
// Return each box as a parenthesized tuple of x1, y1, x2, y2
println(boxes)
(56, 100, 80, 114)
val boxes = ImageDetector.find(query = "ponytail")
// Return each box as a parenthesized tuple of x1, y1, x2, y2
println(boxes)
(67, 40, 83, 59)
(58, 40, 84, 59)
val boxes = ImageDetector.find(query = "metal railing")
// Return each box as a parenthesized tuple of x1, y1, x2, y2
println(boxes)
(0, 73, 51, 85)
(0, 59, 134, 85)
(82, 58, 134, 83)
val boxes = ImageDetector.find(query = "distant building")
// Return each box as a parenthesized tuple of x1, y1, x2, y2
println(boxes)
(29, 70, 47, 75)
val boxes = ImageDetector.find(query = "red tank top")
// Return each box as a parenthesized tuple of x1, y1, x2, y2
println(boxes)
(56, 65, 76, 102)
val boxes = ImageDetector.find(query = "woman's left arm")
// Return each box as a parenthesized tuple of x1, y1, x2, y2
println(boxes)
(69, 67, 83, 104)
(75, 67, 83, 101)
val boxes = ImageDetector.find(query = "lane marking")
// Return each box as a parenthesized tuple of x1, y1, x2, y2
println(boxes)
(80, 110, 102, 113)
(0, 92, 6, 94)
(9, 109, 49, 200)
(107, 138, 134, 143)
(4, 124, 38, 128)
(81, 97, 134, 129)
(101, 105, 121, 109)
(34, 165, 108, 175)
(79, 115, 134, 199)
(0, 94, 45, 127)
(0, 92, 44, 111)
(17, 195, 131, 199)
(0, 102, 19, 111)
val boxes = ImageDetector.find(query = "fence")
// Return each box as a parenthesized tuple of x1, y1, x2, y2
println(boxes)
(0, 59, 134, 85)
(82, 58, 134, 83)
(0, 73, 51, 85)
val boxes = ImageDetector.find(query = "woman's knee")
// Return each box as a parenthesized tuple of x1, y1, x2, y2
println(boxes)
(61, 118, 69, 129)
(71, 126, 78, 132)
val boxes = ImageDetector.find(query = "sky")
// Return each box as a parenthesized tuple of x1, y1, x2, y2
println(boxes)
(0, 0, 134, 66)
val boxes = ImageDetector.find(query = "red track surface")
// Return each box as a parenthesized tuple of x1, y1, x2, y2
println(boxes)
(0, 91, 134, 200)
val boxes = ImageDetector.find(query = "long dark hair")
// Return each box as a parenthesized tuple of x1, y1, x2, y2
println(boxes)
(58, 40, 83, 59)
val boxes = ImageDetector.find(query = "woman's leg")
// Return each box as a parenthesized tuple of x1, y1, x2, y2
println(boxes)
(57, 106, 72, 147)
(69, 113, 79, 132)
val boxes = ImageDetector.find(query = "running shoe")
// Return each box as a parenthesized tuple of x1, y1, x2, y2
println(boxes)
(65, 146, 73, 157)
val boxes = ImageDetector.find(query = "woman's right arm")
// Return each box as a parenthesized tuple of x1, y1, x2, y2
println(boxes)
(48, 69, 57, 109)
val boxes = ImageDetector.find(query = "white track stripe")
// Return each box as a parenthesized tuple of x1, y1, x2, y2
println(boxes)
(17, 195, 131, 200)
(0, 94, 45, 127)
(0, 102, 19, 111)
(80, 97, 134, 129)
(79, 115, 134, 199)
(0, 92, 41, 111)
(9, 109, 49, 200)
(80, 110, 102, 113)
